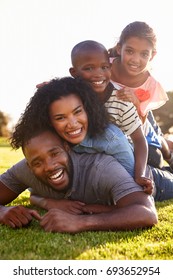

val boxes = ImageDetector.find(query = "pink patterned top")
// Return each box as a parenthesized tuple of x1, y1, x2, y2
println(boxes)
(111, 75, 168, 117)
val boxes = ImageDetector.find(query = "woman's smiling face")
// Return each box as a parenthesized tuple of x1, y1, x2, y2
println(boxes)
(49, 93, 88, 145)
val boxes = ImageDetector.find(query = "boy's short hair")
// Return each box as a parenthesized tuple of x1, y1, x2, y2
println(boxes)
(71, 40, 109, 66)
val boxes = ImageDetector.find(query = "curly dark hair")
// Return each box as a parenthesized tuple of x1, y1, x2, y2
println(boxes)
(11, 76, 110, 149)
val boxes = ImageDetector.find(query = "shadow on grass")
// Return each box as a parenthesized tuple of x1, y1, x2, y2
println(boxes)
(0, 202, 160, 260)
(1, 197, 173, 260)
(0, 220, 146, 260)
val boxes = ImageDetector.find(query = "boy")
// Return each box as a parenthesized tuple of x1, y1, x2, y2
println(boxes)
(69, 40, 150, 188)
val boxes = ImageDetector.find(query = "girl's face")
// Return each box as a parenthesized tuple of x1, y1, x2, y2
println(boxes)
(70, 50, 111, 94)
(117, 37, 155, 76)
(49, 94, 88, 145)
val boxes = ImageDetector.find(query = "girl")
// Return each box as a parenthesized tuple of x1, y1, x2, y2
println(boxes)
(108, 21, 173, 170)
(69, 40, 150, 187)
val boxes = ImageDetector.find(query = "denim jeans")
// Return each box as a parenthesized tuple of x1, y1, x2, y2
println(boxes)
(151, 166, 173, 201)
(148, 145, 164, 169)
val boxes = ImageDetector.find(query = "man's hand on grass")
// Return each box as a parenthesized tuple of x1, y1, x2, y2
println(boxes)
(40, 209, 83, 233)
(0, 205, 41, 228)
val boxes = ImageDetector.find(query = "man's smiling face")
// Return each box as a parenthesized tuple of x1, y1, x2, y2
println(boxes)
(24, 130, 72, 192)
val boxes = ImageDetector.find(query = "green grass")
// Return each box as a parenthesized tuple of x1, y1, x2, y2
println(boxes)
(0, 137, 173, 260)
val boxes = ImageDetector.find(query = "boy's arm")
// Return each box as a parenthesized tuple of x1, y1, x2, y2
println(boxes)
(130, 126, 148, 178)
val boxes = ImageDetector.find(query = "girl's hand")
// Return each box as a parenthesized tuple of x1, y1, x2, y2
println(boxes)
(36, 81, 49, 88)
(116, 88, 140, 108)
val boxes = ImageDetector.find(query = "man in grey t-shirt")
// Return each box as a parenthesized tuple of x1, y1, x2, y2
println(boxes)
(0, 129, 157, 233)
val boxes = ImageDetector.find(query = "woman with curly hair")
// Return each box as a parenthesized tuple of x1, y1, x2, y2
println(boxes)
(11, 76, 135, 177)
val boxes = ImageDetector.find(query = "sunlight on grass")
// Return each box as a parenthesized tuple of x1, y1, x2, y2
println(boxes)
(0, 138, 24, 173)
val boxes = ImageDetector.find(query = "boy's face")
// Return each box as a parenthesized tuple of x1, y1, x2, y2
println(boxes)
(70, 49, 111, 94)
(24, 131, 72, 192)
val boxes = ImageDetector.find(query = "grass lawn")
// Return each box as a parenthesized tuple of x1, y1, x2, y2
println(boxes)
(0, 137, 173, 260)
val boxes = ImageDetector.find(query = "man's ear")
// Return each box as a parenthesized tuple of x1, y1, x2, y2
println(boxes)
(63, 141, 71, 152)
(26, 160, 32, 171)
(69, 67, 78, 78)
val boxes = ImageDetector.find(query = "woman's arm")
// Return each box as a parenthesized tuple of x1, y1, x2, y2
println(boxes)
(30, 195, 85, 214)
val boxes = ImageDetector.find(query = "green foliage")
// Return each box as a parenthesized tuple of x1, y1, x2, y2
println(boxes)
(0, 137, 10, 146)
(0, 111, 11, 137)
(153, 91, 173, 134)
(1, 138, 173, 260)
(0, 139, 24, 173)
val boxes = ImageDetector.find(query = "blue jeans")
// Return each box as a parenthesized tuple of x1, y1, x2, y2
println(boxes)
(151, 166, 173, 201)
(148, 145, 164, 169)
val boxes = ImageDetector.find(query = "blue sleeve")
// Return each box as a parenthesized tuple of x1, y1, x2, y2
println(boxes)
(73, 124, 135, 177)
(147, 111, 163, 136)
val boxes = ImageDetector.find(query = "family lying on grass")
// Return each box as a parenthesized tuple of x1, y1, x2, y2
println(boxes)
(0, 22, 173, 233)
(0, 77, 172, 233)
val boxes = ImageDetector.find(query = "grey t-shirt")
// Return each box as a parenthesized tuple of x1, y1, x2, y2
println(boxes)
(0, 151, 143, 205)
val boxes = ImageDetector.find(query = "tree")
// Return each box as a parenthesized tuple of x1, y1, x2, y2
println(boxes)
(153, 91, 173, 134)
(0, 111, 11, 137)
